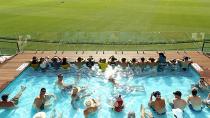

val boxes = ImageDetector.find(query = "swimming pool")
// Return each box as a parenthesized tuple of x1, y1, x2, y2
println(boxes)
(0, 65, 209, 118)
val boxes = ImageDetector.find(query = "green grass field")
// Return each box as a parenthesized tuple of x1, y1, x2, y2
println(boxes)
(0, 0, 210, 52)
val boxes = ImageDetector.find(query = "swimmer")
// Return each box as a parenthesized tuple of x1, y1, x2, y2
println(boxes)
(0, 86, 26, 108)
(33, 88, 56, 111)
(56, 73, 73, 91)
(71, 87, 91, 109)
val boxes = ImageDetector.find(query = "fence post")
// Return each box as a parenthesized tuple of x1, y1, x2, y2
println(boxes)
(16, 42, 20, 53)
(201, 39, 205, 52)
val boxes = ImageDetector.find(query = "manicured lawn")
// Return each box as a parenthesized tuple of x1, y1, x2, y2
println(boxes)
(0, 0, 210, 51)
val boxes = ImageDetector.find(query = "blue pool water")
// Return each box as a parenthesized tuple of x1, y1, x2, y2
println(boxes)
(0, 65, 209, 118)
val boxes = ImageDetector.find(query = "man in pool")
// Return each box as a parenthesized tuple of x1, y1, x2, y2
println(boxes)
(33, 88, 56, 111)
(187, 88, 202, 111)
(148, 91, 166, 115)
(56, 73, 73, 91)
(0, 86, 26, 108)
(170, 91, 187, 110)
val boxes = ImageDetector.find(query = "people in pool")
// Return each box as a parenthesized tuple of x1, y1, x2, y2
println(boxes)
(51, 56, 62, 70)
(170, 91, 187, 110)
(113, 95, 124, 112)
(85, 56, 95, 69)
(70, 87, 90, 109)
(193, 77, 208, 91)
(178, 56, 192, 71)
(74, 57, 85, 69)
(129, 58, 139, 69)
(83, 98, 100, 118)
(108, 56, 118, 66)
(0, 86, 26, 108)
(56, 73, 73, 91)
(148, 91, 166, 115)
(187, 88, 202, 111)
(202, 93, 210, 108)
(139, 57, 147, 72)
(128, 111, 136, 118)
(148, 57, 156, 69)
(31, 56, 39, 69)
(169, 59, 178, 71)
(157, 53, 167, 72)
(118, 58, 129, 69)
(33, 88, 56, 111)
(98, 58, 108, 72)
(39, 57, 50, 71)
(61, 57, 70, 69)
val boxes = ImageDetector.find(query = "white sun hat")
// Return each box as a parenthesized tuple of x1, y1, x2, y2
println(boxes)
(33, 112, 46, 118)
(172, 108, 183, 118)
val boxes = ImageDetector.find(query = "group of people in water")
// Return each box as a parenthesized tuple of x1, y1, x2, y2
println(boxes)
(0, 53, 209, 118)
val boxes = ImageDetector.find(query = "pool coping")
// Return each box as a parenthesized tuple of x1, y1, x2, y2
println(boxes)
(0, 51, 210, 92)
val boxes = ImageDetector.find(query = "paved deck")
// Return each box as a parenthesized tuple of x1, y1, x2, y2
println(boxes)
(0, 51, 210, 92)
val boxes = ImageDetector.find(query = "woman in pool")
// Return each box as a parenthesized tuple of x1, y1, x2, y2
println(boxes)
(56, 73, 73, 91)
(31, 56, 39, 70)
(187, 88, 202, 111)
(0, 86, 26, 108)
(113, 95, 124, 112)
(61, 57, 70, 69)
(148, 91, 166, 115)
(33, 88, 56, 111)
(84, 98, 100, 118)
(98, 58, 108, 72)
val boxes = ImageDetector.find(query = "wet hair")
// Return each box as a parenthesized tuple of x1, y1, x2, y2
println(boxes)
(192, 88, 197, 96)
(32, 56, 38, 63)
(77, 57, 83, 62)
(39, 57, 44, 62)
(153, 91, 161, 97)
(128, 112, 135, 118)
(131, 58, 137, 63)
(184, 56, 189, 61)
(121, 58, 126, 63)
(149, 58, 155, 62)
(62, 57, 67, 64)
(173, 91, 182, 97)
(1, 94, 8, 101)
(40, 88, 46, 92)
(141, 57, 145, 62)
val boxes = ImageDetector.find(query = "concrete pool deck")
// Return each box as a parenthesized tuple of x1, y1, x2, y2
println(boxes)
(0, 51, 210, 92)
